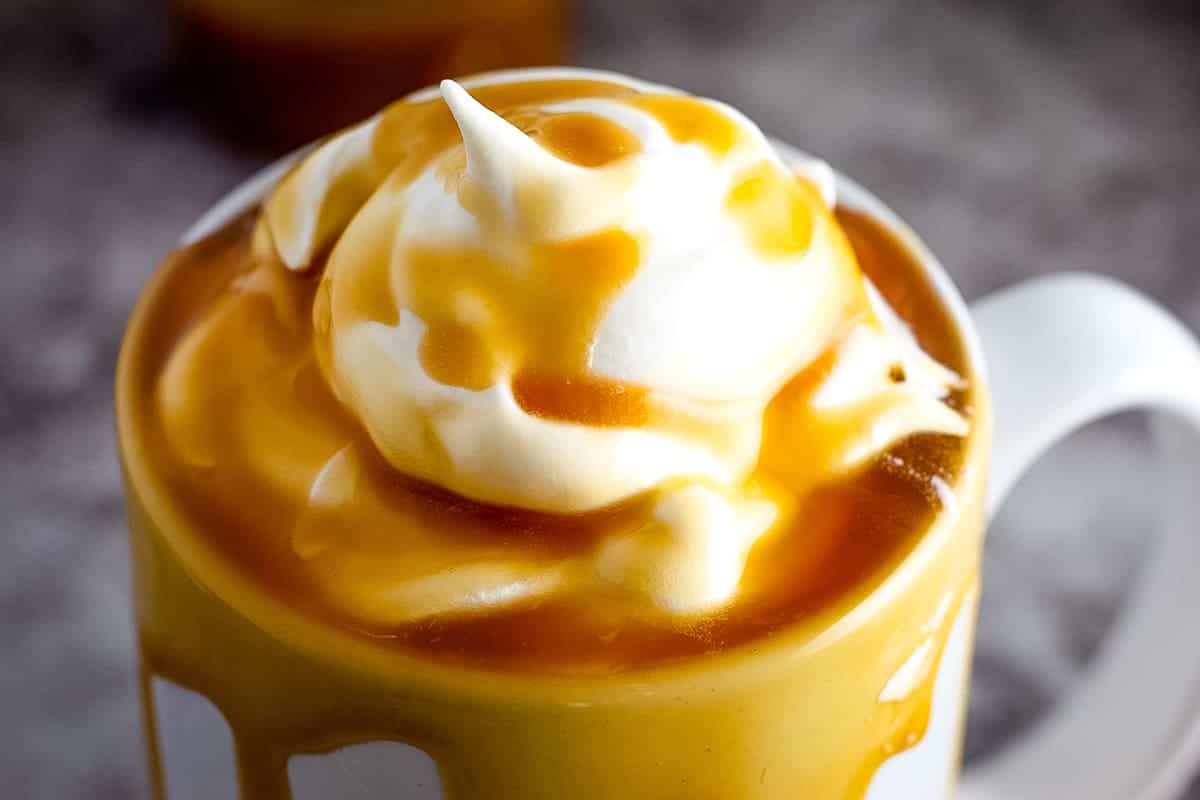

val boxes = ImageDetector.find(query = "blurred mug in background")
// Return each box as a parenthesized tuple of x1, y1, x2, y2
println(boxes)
(172, 0, 569, 150)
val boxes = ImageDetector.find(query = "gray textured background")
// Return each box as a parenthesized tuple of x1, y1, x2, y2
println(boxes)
(2, 0, 1199, 797)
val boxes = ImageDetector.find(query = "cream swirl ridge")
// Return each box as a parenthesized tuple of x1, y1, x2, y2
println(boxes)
(246, 69, 968, 616)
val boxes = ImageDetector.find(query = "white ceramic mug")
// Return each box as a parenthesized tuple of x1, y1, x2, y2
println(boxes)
(140, 75, 1200, 800)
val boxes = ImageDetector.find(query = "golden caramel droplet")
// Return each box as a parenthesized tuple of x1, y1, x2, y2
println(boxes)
(532, 112, 643, 167)
(512, 371, 652, 427)
(527, 228, 642, 373)
(419, 322, 501, 391)
(406, 228, 641, 395)
(629, 94, 743, 156)
(724, 161, 817, 260)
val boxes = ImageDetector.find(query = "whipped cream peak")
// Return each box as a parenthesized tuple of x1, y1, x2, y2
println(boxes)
(438, 78, 632, 243)
(441, 79, 571, 230)
(237, 68, 971, 619)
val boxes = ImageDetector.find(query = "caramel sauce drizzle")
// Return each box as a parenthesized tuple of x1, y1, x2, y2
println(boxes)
(523, 110, 643, 167)
(724, 161, 817, 260)
(628, 94, 743, 156)
(406, 228, 642, 391)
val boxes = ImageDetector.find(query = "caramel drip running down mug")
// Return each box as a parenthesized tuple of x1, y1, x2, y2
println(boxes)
(117, 69, 1200, 800)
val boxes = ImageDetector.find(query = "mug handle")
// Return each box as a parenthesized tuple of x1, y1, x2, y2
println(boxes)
(958, 273, 1200, 800)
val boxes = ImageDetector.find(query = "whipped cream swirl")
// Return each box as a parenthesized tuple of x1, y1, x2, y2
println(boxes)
(253, 69, 967, 615)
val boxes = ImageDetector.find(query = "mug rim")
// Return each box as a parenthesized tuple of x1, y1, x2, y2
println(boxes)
(116, 67, 992, 708)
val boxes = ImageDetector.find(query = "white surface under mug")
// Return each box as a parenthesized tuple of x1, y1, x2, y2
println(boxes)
(152, 77, 1200, 799)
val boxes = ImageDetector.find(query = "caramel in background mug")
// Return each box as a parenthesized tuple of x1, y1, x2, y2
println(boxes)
(116, 68, 1200, 800)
